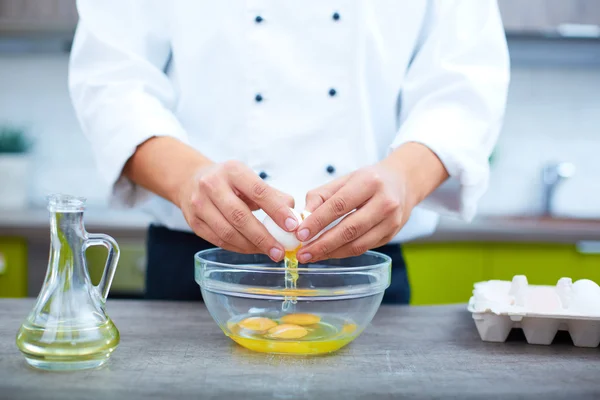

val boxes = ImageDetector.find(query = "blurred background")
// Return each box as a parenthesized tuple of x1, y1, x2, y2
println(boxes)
(1, 0, 599, 302)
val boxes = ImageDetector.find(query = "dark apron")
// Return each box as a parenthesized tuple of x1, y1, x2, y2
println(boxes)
(145, 224, 410, 304)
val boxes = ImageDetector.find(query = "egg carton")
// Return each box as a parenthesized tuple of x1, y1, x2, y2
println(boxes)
(467, 275, 600, 348)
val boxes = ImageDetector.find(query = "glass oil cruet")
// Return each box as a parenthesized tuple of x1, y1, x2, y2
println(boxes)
(16, 194, 121, 371)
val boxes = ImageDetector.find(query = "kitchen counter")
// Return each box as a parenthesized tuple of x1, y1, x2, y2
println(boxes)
(423, 215, 600, 243)
(0, 208, 152, 231)
(2, 207, 600, 243)
(1, 299, 598, 399)
(4, 209, 600, 297)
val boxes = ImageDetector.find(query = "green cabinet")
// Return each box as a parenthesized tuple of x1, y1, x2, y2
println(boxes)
(576, 247, 600, 285)
(404, 243, 487, 305)
(489, 244, 574, 284)
(404, 242, 600, 305)
(86, 242, 146, 295)
(489, 243, 600, 285)
(0, 237, 27, 298)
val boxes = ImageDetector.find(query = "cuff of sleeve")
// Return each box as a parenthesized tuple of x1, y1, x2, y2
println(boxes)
(390, 111, 491, 222)
(91, 106, 189, 209)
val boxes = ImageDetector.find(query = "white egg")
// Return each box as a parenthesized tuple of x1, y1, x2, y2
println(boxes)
(569, 279, 600, 314)
(262, 208, 351, 250)
(572, 279, 600, 294)
(262, 208, 303, 251)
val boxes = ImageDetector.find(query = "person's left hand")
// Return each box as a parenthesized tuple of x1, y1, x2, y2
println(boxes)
(294, 162, 412, 264)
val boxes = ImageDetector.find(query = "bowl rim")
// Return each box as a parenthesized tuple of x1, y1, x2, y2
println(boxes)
(194, 248, 391, 273)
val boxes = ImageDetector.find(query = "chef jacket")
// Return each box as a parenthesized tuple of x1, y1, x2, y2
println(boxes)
(69, 0, 510, 243)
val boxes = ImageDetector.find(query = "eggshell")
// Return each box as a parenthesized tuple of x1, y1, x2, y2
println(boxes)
(262, 208, 303, 251)
(570, 279, 600, 314)
(262, 208, 351, 250)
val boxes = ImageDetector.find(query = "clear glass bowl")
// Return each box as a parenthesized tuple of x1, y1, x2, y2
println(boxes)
(195, 249, 391, 355)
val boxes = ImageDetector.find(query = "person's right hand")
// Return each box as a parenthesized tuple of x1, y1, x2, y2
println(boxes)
(177, 160, 298, 261)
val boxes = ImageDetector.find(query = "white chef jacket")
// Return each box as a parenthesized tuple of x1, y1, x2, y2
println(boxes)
(69, 0, 509, 243)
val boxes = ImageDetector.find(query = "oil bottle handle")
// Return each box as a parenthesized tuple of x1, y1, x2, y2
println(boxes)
(86, 233, 120, 303)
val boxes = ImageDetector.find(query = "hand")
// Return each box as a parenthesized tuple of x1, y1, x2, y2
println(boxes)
(295, 142, 449, 263)
(178, 160, 298, 261)
(294, 164, 410, 263)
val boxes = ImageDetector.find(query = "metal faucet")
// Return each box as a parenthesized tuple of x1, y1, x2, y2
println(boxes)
(541, 162, 575, 216)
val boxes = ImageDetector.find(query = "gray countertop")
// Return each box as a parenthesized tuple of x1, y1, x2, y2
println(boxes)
(424, 215, 600, 243)
(1, 299, 599, 399)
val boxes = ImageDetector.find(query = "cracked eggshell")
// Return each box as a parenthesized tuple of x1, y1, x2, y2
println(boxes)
(262, 208, 303, 251)
(262, 209, 351, 250)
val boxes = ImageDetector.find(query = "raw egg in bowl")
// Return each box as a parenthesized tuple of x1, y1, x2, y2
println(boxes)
(195, 248, 391, 355)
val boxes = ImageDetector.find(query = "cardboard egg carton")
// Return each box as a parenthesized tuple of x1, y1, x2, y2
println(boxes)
(467, 275, 600, 347)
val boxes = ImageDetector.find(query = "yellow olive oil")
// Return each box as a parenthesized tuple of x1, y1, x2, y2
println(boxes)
(16, 319, 120, 370)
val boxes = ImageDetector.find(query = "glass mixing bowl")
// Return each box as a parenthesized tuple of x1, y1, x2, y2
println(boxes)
(195, 249, 391, 355)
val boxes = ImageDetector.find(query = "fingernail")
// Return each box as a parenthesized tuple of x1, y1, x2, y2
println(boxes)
(285, 217, 298, 231)
(297, 229, 310, 241)
(298, 253, 312, 263)
(270, 248, 283, 261)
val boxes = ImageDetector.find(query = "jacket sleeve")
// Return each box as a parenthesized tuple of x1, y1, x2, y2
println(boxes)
(391, 0, 510, 221)
(69, 0, 188, 207)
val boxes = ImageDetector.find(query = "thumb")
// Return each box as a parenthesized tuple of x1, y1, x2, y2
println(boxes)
(304, 175, 350, 212)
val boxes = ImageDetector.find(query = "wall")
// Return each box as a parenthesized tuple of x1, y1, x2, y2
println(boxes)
(0, 54, 108, 207)
(478, 66, 600, 218)
(0, 54, 599, 217)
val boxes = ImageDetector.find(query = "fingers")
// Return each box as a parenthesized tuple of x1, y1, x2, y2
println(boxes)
(237, 186, 294, 212)
(185, 160, 299, 260)
(296, 197, 387, 263)
(209, 179, 286, 261)
(189, 216, 254, 254)
(311, 218, 396, 262)
(297, 174, 373, 243)
(274, 188, 295, 209)
(304, 175, 350, 212)
(227, 163, 299, 232)
(195, 201, 260, 252)
(237, 193, 260, 211)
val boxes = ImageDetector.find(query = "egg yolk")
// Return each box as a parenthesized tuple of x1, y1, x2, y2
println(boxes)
(238, 317, 277, 332)
(266, 324, 308, 339)
(280, 313, 321, 326)
(342, 323, 357, 334)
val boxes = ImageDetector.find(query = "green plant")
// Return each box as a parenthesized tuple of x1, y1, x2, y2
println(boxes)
(0, 126, 32, 154)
